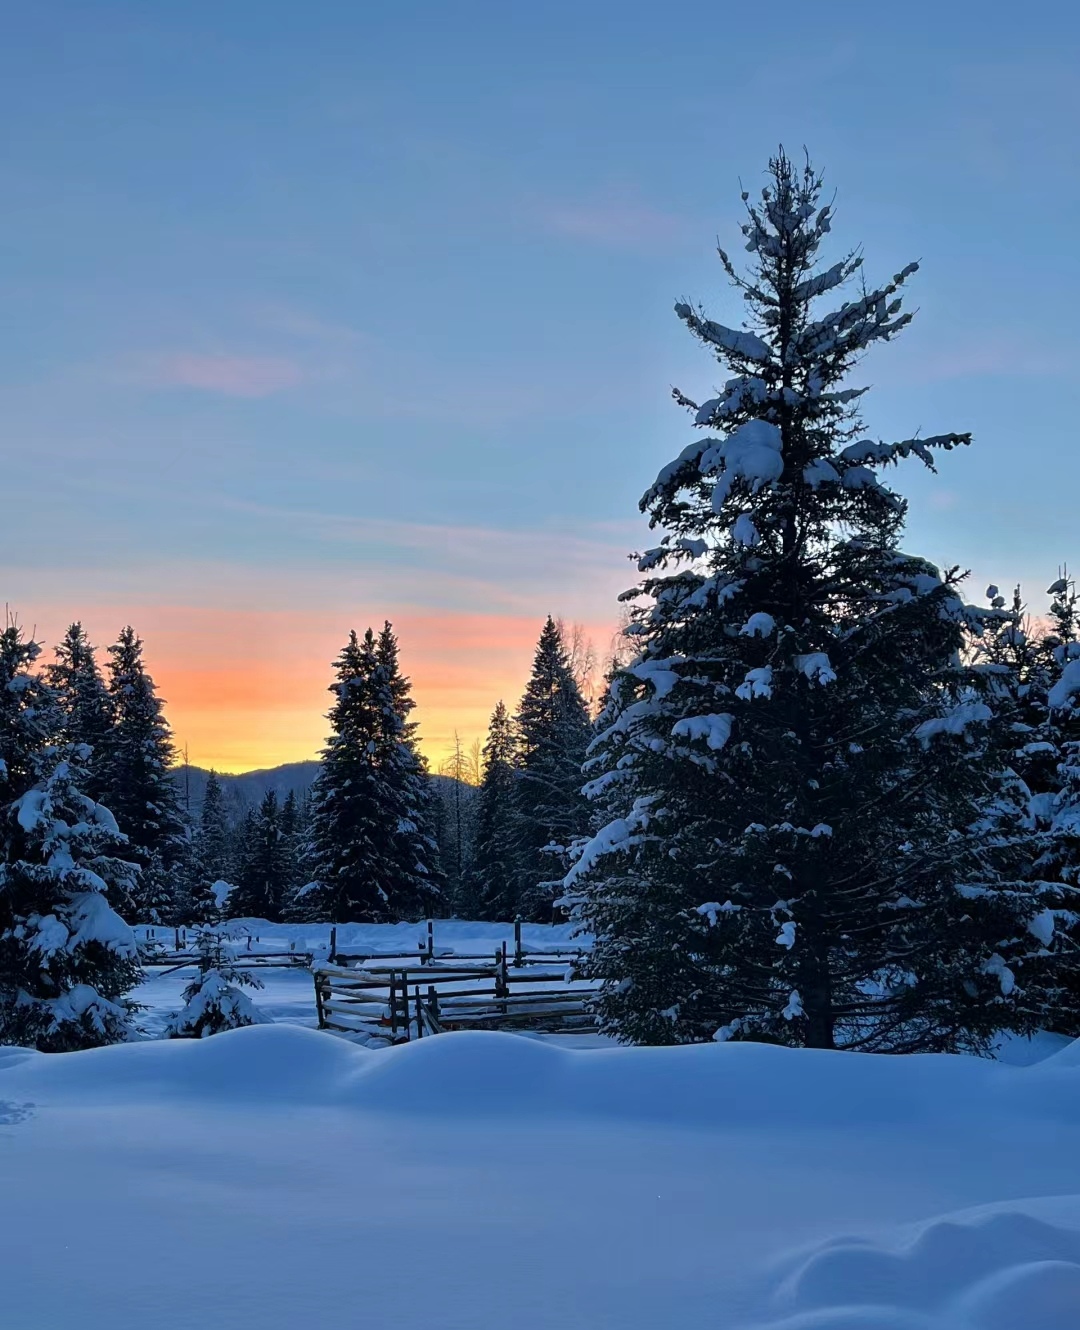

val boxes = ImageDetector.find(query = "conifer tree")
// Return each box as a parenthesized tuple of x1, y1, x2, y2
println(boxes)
(46, 623, 112, 800)
(229, 790, 289, 920)
(180, 773, 232, 924)
(1031, 579, 1080, 892)
(199, 770, 232, 881)
(281, 790, 319, 920)
(468, 701, 522, 919)
(166, 927, 270, 1038)
(376, 621, 445, 905)
(307, 628, 443, 922)
(566, 151, 1066, 1053)
(436, 732, 481, 911)
(101, 626, 186, 920)
(0, 622, 142, 1050)
(514, 617, 592, 920)
(279, 788, 302, 892)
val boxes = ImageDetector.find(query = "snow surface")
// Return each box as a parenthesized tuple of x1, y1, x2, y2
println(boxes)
(2, 1027, 1080, 1329)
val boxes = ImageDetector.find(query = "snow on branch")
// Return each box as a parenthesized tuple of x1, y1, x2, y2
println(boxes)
(792, 257, 861, 304)
(693, 375, 770, 427)
(563, 797, 654, 887)
(795, 263, 920, 363)
(700, 419, 784, 510)
(1049, 659, 1080, 711)
(670, 713, 734, 751)
(674, 303, 773, 365)
(913, 701, 993, 746)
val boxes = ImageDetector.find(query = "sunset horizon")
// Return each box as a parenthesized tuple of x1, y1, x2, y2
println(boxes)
(24, 600, 625, 774)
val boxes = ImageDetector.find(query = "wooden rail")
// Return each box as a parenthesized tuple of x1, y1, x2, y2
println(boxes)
(314, 948, 596, 1042)
(328, 919, 587, 972)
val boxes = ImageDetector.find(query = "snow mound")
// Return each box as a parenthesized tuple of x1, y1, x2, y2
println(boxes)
(3, 1024, 1080, 1130)
(761, 1199, 1080, 1329)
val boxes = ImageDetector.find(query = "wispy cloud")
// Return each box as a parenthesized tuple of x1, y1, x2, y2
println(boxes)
(536, 195, 690, 251)
(878, 331, 1077, 386)
(134, 352, 305, 398)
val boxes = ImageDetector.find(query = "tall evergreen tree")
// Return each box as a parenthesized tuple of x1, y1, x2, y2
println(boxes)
(46, 623, 112, 800)
(566, 151, 1066, 1053)
(177, 770, 231, 924)
(467, 701, 521, 919)
(514, 617, 592, 920)
(375, 621, 445, 904)
(307, 628, 443, 922)
(279, 788, 302, 891)
(199, 770, 232, 882)
(101, 626, 187, 920)
(0, 622, 142, 1050)
(230, 790, 289, 920)
(436, 732, 480, 911)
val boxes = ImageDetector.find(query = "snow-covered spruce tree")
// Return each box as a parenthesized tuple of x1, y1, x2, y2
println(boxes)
(1035, 580, 1080, 1015)
(970, 585, 1061, 807)
(177, 769, 231, 923)
(46, 623, 113, 801)
(307, 628, 443, 922)
(0, 623, 142, 1050)
(199, 770, 232, 882)
(229, 789, 290, 920)
(467, 701, 523, 919)
(166, 928, 270, 1038)
(513, 618, 592, 921)
(101, 626, 187, 921)
(375, 621, 445, 907)
(565, 151, 1065, 1053)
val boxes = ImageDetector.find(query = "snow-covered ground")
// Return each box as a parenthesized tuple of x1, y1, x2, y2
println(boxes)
(135, 916, 589, 961)
(2, 1026, 1080, 1329)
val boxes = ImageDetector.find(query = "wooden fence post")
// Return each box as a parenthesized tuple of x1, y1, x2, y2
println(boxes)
(389, 971, 398, 1040)
(314, 972, 326, 1028)
(427, 918, 434, 963)
(414, 986, 423, 1039)
(329, 926, 338, 965)
(514, 917, 523, 967)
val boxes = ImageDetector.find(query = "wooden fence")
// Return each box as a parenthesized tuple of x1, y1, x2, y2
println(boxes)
(138, 928, 313, 970)
(327, 918, 583, 971)
(314, 945, 596, 1042)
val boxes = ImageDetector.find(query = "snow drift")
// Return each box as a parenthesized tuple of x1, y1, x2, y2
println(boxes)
(2, 1028, 1079, 1329)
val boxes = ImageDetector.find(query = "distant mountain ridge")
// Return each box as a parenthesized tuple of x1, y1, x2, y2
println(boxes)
(172, 762, 321, 819)
(172, 762, 470, 822)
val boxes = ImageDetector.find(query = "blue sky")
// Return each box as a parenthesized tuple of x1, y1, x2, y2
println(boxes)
(3, 1, 1079, 767)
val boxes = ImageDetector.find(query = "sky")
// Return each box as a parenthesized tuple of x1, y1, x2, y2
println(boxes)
(3, 1, 1079, 772)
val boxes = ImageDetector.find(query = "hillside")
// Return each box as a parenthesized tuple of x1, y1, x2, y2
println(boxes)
(173, 762, 474, 822)
(171, 761, 321, 819)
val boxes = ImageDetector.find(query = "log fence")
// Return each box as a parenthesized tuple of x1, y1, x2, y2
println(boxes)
(314, 946, 596, 1042)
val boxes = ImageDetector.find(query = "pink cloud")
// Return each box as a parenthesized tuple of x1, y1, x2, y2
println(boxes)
(538, 197, 689, 250)
(143, 353, 304, 398)
(894, 336, 1076, 384)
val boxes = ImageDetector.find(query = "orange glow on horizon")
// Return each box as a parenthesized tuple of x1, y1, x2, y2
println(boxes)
(30, 605, 617, 775)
